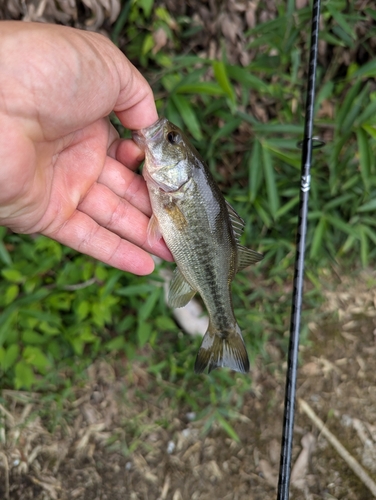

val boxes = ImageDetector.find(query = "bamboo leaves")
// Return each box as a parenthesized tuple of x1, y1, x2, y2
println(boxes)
(171, 95, 203, 141)
(212, 60, 236, 108)
(356, 128, 372, 189)
(248, 140, 289, 223)
(131, 0, 376, 268)
(262, 143, 280, 220)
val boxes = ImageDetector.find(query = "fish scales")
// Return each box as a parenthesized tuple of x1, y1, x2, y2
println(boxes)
(133, 118, 263, 374)
(152, 169, 236, 332)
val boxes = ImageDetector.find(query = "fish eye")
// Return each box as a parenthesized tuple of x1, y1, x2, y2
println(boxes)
(167, 131, 181, 145)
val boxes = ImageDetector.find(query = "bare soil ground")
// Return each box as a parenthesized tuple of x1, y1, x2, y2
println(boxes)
(2, 271, 376, 500)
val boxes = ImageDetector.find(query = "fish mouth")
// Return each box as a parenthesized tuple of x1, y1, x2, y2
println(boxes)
(132, 117, 167, 150)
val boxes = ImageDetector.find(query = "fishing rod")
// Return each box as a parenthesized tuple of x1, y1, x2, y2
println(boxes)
(276, 0, 322, 498)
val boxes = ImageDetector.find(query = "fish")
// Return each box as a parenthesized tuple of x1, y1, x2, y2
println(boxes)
(133, 118, 263, 374)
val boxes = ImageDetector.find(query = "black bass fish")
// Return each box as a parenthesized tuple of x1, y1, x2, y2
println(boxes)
(133, 118, 263, 373)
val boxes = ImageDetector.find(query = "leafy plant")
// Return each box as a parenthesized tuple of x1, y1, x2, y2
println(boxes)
(0, 231, 166, 390)
(1, 1, 375, 449)
(135, 2, 376, 269)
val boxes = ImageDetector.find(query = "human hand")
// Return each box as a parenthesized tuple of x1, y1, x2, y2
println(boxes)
(0, 21, 172, 275)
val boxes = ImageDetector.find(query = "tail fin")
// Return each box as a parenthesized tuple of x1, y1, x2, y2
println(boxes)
(194, 324, 249, 374)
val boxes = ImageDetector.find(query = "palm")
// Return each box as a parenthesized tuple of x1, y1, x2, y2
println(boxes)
(0, 22, 172, 274)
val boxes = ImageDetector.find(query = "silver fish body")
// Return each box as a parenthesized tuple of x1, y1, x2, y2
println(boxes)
(133, 118, 263, 373)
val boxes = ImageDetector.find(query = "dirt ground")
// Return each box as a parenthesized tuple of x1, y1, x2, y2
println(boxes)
(1, 271, 376, 500)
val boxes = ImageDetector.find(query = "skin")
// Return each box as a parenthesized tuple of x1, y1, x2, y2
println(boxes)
(0, 21, 172, 275)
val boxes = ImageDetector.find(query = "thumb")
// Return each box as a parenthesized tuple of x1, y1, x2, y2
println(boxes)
(114, 61, 159, 130)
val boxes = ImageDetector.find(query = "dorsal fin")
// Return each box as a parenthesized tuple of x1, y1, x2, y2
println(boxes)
(225, 200, 245, 241)
(225, 201, 264, 271)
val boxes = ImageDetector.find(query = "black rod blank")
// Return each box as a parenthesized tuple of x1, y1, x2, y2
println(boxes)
(276, 0, 322, 498)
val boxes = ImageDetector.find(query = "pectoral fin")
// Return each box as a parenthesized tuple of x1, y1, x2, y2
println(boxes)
(168, 267, 196, 308)
(237, 245, 264, 271)
(147, 214, 162, 247)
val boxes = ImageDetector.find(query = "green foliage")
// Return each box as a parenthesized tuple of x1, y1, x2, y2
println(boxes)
(127, 0, 376, 268)
(1, 0, 376, 442)
(113, 0, 375, 439)
(0, 232, 169, 390)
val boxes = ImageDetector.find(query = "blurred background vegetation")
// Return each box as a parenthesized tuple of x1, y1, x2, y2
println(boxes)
(0, 0, 376, 435)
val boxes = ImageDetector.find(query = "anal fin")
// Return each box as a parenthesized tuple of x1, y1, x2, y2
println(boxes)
(168, 267, 196, 308)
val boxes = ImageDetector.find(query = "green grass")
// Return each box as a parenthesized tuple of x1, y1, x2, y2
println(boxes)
(1, 0, 376, 441)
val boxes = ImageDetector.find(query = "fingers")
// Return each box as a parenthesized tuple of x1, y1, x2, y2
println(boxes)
(77, 181, 172, 262)
(108, 138, 144, 171)
(48, 209, 156, 275)
(97, 155, 152, 217)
